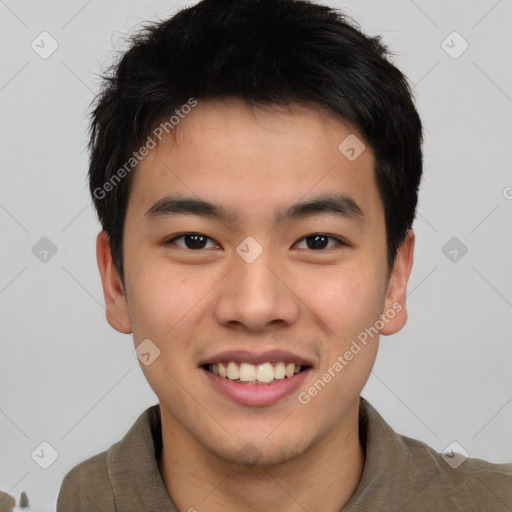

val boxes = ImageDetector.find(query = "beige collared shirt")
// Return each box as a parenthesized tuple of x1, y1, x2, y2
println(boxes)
(57, 397, 512, 511)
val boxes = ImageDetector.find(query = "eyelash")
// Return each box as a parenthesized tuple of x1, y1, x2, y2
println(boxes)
(164, 233, 346, 251)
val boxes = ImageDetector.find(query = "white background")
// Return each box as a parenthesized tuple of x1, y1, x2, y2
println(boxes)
(1, 0, 511, 510)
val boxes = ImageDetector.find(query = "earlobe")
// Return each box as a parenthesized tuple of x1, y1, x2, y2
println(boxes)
(96, 231, 133, 334)
(380, 230, 415, 336)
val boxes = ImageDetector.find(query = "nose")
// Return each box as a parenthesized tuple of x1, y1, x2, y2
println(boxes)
(213, 248, 300, 332)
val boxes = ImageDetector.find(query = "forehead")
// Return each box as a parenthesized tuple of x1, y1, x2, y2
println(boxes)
(126, 98, 382, 227)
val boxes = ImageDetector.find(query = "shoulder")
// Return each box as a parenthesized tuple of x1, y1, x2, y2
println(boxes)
(357, 398, 512, 511)
(399, 434, 512, 511)
(57, 450, 116, 512)
(56, 405, 160, 512)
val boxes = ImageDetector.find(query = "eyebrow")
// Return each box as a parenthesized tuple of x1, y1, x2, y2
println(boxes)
(145, 193, 365, 225)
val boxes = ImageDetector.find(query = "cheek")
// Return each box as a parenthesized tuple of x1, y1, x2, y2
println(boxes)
(124, 249, 200, 342)
(295, 266, 383, 417)
(293, 263, 385, 343)
(126, 265, 206, 395)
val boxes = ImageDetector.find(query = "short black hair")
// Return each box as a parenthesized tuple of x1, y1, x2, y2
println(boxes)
(88, 0, 423, 286)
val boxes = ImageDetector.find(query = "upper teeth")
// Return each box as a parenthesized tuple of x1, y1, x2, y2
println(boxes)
(209, 361, 302, 384)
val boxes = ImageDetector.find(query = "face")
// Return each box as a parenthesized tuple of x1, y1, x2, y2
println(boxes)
(97, 98, 414, 466)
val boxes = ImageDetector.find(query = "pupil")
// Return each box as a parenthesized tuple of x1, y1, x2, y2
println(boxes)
(185, 234, 207, 249)
(307, 235, 328, 250)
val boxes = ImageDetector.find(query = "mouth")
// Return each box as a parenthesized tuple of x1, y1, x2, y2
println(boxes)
(198, 349, 315, 406)
(200, 355, 313, 406)
(202, 361, 312, 385)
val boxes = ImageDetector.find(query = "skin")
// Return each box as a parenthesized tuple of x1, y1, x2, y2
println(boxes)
(97, 98, 414, 512)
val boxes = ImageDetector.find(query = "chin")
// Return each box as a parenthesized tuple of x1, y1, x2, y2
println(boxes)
(208, 434, 311, 469)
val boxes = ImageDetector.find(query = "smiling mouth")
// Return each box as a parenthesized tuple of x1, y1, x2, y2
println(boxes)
(202, 361, 311, 385)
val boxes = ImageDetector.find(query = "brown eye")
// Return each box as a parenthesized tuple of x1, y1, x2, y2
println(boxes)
(166, 233, 219, 250)
(294, 234, 344, 250)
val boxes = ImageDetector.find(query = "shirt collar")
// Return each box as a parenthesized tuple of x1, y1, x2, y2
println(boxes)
(107, 405, 176, 510)
(343, 397, 438, 511)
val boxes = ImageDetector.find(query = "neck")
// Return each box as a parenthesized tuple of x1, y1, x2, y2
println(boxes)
(158, 400, 364, 512)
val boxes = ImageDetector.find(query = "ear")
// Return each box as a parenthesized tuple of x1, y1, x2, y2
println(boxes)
(96, 231, 132, 334)
(380, 229, 415, 336)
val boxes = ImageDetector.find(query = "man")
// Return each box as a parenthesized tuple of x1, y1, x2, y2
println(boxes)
(57, 0, 512, 510)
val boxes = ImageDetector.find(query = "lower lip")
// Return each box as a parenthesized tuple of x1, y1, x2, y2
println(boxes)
(200, 367, 312, 406)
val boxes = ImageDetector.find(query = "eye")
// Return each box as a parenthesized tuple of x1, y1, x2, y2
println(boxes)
(165, 233, 220, 250)
(294, 234, 345, 250)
